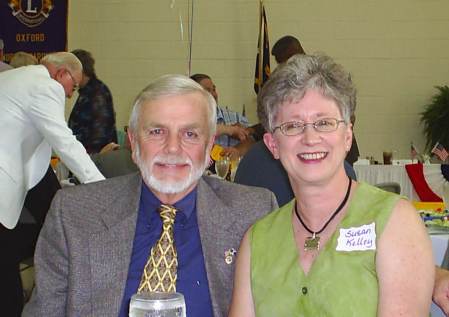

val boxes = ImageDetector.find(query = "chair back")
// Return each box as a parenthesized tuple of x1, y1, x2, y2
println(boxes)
(375, 182, 401, 194)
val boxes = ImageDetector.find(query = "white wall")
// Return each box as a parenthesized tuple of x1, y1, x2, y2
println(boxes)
(67, 0, 449, 161)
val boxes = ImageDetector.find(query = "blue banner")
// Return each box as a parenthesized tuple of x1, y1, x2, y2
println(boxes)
(0, 0, 68, 62)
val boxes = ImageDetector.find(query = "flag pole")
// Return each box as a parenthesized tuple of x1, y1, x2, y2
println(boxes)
(187, 0, 194, 76)
(257, 0, 263, 93)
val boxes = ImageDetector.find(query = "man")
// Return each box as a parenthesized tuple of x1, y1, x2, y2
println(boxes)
(0, 38, 13, 72)
(10, 51, 38, 68)
(23, 74, 276, 316)
(190, 73, 253, 159)
(0, 52, 104, 316)
(234, 36, 308, 204)
(271, 35, 305, 64)
(68, 49, 118, 154)
(0, 51, 105, 228)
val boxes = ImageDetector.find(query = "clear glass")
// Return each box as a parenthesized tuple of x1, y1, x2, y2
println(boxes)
(215, 156, 230, 179)
(129, 292, 186, 317)
(230, 156, 241, 182)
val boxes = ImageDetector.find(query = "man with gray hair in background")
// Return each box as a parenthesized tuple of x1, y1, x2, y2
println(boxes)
(23, 74, 276, 317)
(0, 52, 104, 316)
(0, 38, 13, 72)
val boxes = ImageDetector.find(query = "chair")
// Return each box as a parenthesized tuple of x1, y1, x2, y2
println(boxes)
(375, 182, 401, 194)
(116, 129, 127, 147)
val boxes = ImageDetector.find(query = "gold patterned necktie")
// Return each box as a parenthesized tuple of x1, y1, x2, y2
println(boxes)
(138, 204, 178, 293)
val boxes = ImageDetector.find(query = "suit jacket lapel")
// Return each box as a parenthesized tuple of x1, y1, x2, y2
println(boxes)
(89, 174, 142, 316)
(197, 178, 239, 317)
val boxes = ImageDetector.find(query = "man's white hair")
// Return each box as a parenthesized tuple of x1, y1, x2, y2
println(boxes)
(40, 52, 82, 74)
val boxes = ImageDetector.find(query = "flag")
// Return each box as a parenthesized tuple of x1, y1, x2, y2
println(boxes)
(410, 142, 419, 160)
(405, 163, 443, 202)
(254, 2, 270, 94)
(431, 142, 449, 162)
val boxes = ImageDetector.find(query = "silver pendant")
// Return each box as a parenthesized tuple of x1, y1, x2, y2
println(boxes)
(304, 233, 320, 251)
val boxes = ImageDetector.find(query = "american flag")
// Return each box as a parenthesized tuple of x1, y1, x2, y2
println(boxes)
(431, 142, 449, 162)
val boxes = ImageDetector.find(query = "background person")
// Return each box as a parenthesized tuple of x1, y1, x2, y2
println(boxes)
(68, 49, 118, 154)
(0, 38, 13, 72)
(271, 35, 306, 64)
(9, 51, 38, 68)
(229, 54, 434, 316)
(0, 51, 104, 316)
(190, 73, 253, 160)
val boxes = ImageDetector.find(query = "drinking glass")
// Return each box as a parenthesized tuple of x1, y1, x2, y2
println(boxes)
(383, 151, 393, 165)
(215, 156, 230, 179)
(230, 156, 241, 182)
(129, 292, 186, 317)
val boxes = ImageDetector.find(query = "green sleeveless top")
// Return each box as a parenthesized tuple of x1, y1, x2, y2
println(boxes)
(250, 182, 400, 317)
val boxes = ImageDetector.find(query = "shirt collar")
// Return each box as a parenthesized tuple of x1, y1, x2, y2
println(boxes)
(140, 182, 197, 223)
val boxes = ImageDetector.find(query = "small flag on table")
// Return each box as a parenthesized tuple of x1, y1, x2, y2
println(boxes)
(431, 142, 449, 162)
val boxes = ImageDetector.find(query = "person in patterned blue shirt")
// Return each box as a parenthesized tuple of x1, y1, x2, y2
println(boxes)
(68, 49, 117, 154)
(191, 74, 254, 159)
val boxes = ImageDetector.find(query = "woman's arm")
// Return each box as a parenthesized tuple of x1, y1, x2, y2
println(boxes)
(376, 199, 434, 316)
(433, 266, 449, 315)
(228, 229, 256, 317)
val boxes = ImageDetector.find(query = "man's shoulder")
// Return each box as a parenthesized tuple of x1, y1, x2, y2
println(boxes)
(43, 174, 141, 235)
(59, 173, 139, 202)
(24, 65, 61, 91)
(51, 173, 140, 228)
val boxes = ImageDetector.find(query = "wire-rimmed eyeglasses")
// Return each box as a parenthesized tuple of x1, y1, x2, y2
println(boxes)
(272, 118, 346, 136)
(65, 69, 79, 92)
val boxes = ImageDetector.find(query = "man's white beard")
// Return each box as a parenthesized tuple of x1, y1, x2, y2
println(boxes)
(134, 143, 209, 194)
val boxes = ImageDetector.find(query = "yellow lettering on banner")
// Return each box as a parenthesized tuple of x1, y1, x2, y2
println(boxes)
(15, 33, 45, 42)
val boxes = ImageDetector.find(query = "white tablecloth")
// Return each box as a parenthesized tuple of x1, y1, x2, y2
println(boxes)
(354, 165, 419, 200)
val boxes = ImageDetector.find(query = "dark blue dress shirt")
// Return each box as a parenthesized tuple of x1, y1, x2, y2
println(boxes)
(118, 184, 214, 317)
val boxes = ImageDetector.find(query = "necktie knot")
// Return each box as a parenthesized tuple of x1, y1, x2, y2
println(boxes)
(159, 204, 177, 225)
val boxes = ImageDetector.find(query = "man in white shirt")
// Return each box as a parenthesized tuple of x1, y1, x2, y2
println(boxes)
(0, 52, 104, 316)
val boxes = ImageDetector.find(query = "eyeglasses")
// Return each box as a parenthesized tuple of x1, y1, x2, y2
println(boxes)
(65, 69, 79, 92)
(272, 118, 346, 136)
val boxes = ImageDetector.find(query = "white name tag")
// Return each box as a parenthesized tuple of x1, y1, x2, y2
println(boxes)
(336, 222, 376, 252)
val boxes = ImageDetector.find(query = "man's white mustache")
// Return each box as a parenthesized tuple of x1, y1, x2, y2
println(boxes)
(152, 155, 192, 166)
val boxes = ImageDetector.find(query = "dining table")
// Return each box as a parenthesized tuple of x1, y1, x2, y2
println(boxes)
(354, 163, 419, 200)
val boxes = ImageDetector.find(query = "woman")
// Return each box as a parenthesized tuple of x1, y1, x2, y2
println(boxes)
(228, 54, 434, 316)
(68, 49, 117, 154)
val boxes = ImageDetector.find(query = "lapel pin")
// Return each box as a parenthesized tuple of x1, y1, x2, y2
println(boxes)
(224, 248, 237, 265)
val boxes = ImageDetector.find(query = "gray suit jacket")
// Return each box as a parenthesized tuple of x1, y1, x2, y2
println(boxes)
(23, 173, 277, 317)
